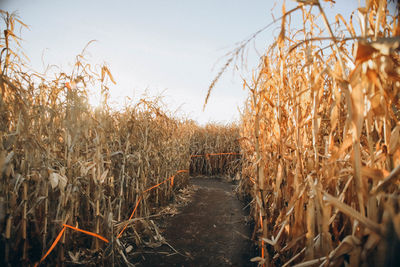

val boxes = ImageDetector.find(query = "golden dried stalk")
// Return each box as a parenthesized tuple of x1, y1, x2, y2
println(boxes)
(239, 1, 400, 265)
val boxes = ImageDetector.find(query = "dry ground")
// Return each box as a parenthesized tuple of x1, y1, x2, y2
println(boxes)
(130, 177, 255, 267)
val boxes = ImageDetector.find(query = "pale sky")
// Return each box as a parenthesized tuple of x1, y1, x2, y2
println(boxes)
(1, 0, 377, 125)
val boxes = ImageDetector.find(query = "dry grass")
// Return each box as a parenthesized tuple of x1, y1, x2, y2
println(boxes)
(237, 1, 400, 266)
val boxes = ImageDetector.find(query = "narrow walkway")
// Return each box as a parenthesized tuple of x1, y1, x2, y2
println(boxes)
(134, 177, 255, 267)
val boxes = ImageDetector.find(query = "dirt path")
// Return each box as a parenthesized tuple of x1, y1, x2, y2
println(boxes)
(132, 177, 255, 266)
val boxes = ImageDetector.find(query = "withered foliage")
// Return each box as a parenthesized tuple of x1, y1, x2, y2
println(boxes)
(189, 123, 241, 178)
(0, 11, 195, 266)
(239, 1, 400, 266)
(0, 9, 244, 265)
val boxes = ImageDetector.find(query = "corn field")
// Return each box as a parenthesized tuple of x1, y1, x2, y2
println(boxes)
(237, 1, 400, 266)
(1, 0, 400, 266)
(189, 123, 241, 178)
(0, 11, 197, 266)
(0, 8, 247, 265)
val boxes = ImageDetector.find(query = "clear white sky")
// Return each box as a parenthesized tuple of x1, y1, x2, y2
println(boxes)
(1, 0, 377, 125)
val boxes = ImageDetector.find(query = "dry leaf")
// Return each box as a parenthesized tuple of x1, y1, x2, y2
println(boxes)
(355, 42, 377, 64)
(389, 124, 400, 155)
(49, 172, 67, 191)
(49, 172, 59, 189)
(361, 166, 389, 181)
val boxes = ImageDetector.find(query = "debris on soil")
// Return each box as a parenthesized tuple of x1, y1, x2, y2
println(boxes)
(129, 177, 256, 266)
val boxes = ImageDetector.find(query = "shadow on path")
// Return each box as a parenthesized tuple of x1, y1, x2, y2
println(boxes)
(134, 177, 255, 267)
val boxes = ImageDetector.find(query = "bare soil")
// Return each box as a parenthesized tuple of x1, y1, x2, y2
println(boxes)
(131, 177, 255, 267)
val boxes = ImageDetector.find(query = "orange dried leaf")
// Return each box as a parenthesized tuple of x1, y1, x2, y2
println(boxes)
(389, 125, 400, 155)
(366, 69, 381, 89)
(355, 42, 377, 64)
(361, 166, 389, 181)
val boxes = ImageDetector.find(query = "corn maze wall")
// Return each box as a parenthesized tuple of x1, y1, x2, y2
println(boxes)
(239, 1, 400, 266)
(189, 123, 242, 178)
(2, 1, 400, 266)
(0, 10, 244, 266)
(0, 11, 195, 266)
